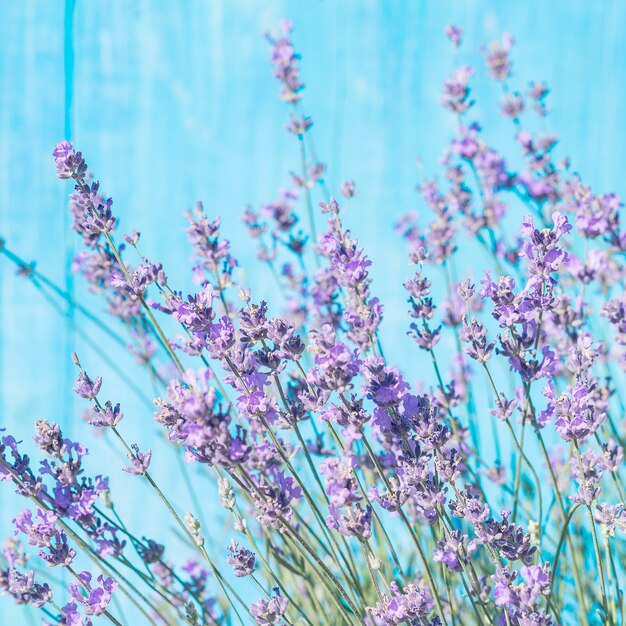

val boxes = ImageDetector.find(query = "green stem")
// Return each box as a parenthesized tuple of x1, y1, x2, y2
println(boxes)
(281, 518, 361, 625)
(359, 435, 449, 626)
(535, 432, 590, 624)
(111, 428, 246, 625)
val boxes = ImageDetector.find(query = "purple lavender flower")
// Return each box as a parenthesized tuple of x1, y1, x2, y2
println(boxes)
(326, 503, 372, 539)
(185, 202, 238, 288)
(528, 81, 549, 115)
(320, 455, 360, 508)
(542, 379, 605, 442)
(33, 420, 64, 458)
(207, 316, 236, 359)
(286, 115, 313, 136)
(310, 325, 361, 393)
(595, 503, 626, 536)
(52, 141, 85, 180)
(340, 180, 357, 198)
(445, 24, 463, 47)
(226, 540, 255, 577)
(489, 393, 517, 422)
(433, 530, 477, 572)
(138, 538, 165, 565)
(68, 571, 116, 616)
(13, 511, 77, 568)
(1, 434, 44, 497)
(442, 66, 474, 114)
(266, 21, 304, 103)
(318, 208, 372, 290)
(239, 301, 269, 343)
(40, 533, 76, 567)
(155, 367, 249, 468)
(500, 92, 524, 119)
(367, 580, 434, 625)
(7, 568, 52, 607)
(88, 401, 123, 428)
(13, 509, 57, 547)
(62, 601, 94, 626)
(250, 588, 288, 625)
(492, 564, 552, 625)
(253, 470, 302, 528)
(122, 444, 152, 475)
(476, 509, 537, 565)
(72, 371, 102, 400)
(460, 316, 495, 363)
(362, 357, 408, 408)
(483, 33, 515, 81)
(492, 566, 517, 607)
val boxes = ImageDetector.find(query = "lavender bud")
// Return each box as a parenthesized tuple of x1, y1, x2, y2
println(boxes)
(184, 513, 204, 547)
(218, 478, 235, 510)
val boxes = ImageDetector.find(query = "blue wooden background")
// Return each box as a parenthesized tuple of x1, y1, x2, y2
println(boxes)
(1, 0, 625, 622)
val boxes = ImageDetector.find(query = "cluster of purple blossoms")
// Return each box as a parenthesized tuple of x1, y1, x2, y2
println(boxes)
(186, 202, 238, 292)
(266, 20, 303, 104)
(3, 568, 53, 609)
(155, 367, 249, 467)
(252, 470, 302, 529)
(482, 32, 515, 81)
(442, 65, 474, 114)
(367, 580, 434, 625)
(52, 143, 116, 244)
(68, 572, 116, 617)
(249, 589, 289, 625)
(52, 141, 164, 369)
(315, 197, 383, 350)
(405, 252, 442, 352)
(13, 509, 76, 567)
(3, 18, 626, 626)
(444, 24, 463, 47)
(472, 212, 572, 386)
(433, 529, 477, 572)
(493, 564, 552, 626)
(226, 540, 255, 577)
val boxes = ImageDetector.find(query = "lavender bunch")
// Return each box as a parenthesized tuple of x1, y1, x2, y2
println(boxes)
(1, 19, 625, 626)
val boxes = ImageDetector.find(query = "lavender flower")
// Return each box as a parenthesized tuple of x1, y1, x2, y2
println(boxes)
(7, 568, 53, 607)
(52, 141, 85, 180)
(226, 540, 255, 577)
(442, 66, 474, 113)
(3, 20, 624, 626)
(72, 371, 102, 400)
(33, 420, 64, 458)
(433, 530, 477, 572)
(88, 401, 123, 428)
(253, 470, 302, 528)
(367, 580, 434, 625)
(68, 571, 116, 616)
(483, 33, 515, 81)
(445, 24, 463, 47)
(326, 503, 372, 539)
(250, 588, 288, 625)
(62, 601, 94, 626)
(122, 444, 152, 475)
(266, 21, 304, 103)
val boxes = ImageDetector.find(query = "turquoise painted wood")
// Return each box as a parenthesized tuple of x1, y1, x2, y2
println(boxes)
(1, 1, 625, 621)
